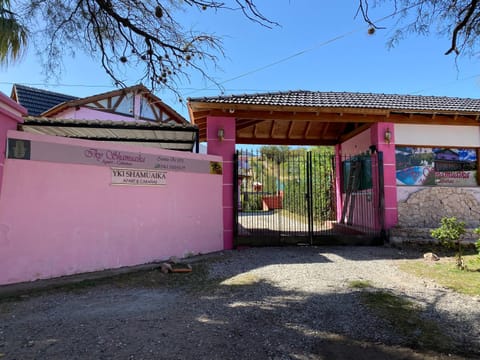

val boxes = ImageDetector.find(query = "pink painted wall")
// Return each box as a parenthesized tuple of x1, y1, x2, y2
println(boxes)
(0, 131, 223, 285)
(337, 128, 375, 229)
(340, 130, 372, 156)
(0, 92, 27, 195)
(370, 123, 397, 229)
(206, 116, 236, 250)
(337, 125, 397, 232)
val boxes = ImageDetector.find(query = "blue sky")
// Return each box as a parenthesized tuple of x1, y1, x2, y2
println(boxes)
(1, 1, 480, 119)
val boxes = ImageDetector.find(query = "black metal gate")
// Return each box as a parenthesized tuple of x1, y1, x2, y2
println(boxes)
(234, 148, 384, 246)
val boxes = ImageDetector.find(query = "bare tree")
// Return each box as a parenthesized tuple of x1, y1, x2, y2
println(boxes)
(3, 1, 480, 97)
(3, 0, 277, 98)
(358, 0, 480, 56)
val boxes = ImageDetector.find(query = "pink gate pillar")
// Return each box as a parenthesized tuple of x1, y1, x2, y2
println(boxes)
(371, 122, 398, 229)
(206, 116, 236, 250)
(0, 92, 27, 193)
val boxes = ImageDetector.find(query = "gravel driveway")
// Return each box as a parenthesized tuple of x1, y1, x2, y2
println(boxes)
(0, 246, 479, 359)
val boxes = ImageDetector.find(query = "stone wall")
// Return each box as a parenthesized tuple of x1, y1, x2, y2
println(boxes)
(390, 187, 480, 244)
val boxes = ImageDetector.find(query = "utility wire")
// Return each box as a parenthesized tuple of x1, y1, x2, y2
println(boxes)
(184, 2, 424, 97)
(3, 2, 475, 98)
(410, 73, 480, 95)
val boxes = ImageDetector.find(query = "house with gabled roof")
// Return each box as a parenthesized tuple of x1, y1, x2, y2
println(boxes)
(10, 84, 199, 151)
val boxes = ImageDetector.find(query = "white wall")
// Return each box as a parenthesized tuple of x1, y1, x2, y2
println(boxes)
(395, 124, 480, 147)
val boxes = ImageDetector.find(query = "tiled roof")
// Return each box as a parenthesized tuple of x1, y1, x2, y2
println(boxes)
(189, 91, 480, 113)
(22, 117, 197, 130)
(13, 84, 78, 116)
(21, 117, 198, 151)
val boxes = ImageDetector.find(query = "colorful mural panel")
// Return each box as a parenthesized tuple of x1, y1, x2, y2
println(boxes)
(395, 147, 478, 186)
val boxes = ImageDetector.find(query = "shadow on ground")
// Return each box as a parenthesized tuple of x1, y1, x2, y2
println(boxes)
(0, 246, 478, 359)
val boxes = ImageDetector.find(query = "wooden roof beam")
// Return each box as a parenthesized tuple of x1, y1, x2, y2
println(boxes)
(303, 122, 312, 138)
(287, 121, 295, 138)
(269, 121, 276, 138)
(203, 109, 384, 123)
(188, 101, 392, 115)
(339, 123, 371, 143)
(321, 122, 330, 136)
(236, 137, 336, 146)
(236, 119, 265, 130)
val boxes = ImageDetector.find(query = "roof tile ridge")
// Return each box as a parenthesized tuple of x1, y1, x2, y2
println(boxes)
(13, 83, 78, 99)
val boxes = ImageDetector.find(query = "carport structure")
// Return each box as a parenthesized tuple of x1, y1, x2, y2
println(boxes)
(188, 91, 480, 249)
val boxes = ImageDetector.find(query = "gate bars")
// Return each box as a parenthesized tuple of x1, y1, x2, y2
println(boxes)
(233, 148, 385, 246)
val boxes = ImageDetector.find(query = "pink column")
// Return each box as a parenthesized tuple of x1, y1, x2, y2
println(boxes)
(0, 92, 27, 194)
(206, 116, 236, 250)
(371, 122, 398, 229)
(334, 144, 343, 223)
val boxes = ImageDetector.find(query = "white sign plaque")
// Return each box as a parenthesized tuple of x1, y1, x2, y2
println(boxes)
(111, 168, 167, 186)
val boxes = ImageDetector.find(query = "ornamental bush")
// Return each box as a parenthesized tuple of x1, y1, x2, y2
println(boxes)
(430, 217, 467, 270)
(474, 228, 480, 260)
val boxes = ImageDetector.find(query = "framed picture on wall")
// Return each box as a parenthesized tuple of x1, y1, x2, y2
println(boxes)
(395, 146, 478, 186)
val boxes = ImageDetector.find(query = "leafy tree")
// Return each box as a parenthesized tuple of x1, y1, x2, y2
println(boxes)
(0, 0, 28, 65)
(260, 145, 290, 163)
(282, 147, 335, 223)
(0, 0, 276, 97)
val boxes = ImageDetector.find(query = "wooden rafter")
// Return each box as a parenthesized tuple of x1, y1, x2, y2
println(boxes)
(112, 94, 125, 112)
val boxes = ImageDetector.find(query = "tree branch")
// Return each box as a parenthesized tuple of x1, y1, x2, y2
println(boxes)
(445, 0, 479, 55)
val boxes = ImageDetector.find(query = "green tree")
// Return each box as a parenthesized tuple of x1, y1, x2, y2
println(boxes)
(0, 0, 28, 65)
(260, 146, 290, 163)
(282, 146, 335, 222)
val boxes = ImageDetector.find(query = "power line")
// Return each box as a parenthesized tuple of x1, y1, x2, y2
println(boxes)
(184, 2, 424, 97)
(410, 73, 480, 95)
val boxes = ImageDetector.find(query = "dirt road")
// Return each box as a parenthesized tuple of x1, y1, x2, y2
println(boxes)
(0, 246, 478, 359)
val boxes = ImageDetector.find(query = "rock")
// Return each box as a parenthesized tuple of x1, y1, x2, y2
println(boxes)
(169, 256, 180, 264)
(160, 263, 173, 273)
(423, 252, 440, 261)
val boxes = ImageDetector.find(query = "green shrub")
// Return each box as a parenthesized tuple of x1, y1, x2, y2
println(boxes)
(474, 228, 480, 259)
(242, 194, 263, 211)
(430, 217, 467, 270)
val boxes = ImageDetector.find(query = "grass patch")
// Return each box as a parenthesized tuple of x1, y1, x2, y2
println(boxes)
(399, 255, 480, 296)
(361, 290, 452, 353)
(348, 280, 373, 289)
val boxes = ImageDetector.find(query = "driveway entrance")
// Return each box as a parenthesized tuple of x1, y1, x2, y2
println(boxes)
(234, 148, 384, 246)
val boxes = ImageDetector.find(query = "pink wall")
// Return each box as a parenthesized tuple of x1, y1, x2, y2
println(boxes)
(0, 92, 27, 195)
(0, 131, 223, 285)
(340, 130, 372, 156)
(206, 116, 236, 250)
(337, 129, 374, 228)
(371, 123, 397, 229)
(337, 125, 397, 232)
